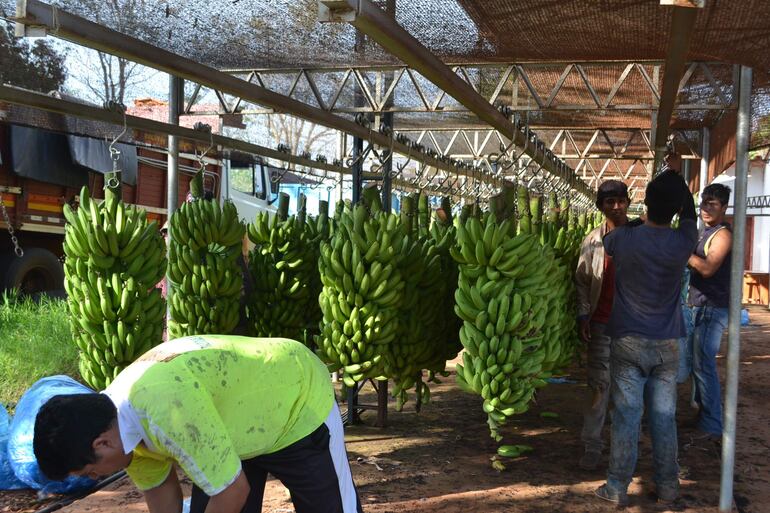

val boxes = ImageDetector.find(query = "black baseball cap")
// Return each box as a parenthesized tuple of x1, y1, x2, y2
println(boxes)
(596, 180, 629, 208)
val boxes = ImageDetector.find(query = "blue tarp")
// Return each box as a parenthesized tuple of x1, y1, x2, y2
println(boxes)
(4, 376, 97, 494)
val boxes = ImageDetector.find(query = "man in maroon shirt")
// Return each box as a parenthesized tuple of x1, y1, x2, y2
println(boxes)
(574, 180, 630, 470)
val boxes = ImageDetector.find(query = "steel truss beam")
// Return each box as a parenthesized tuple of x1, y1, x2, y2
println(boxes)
(9, 0, 518, 195)
(199, 61, 738, 118)
(746, 195, 770, 209)
(318, 0, 589, 197)
(652, 3, 703, 171)
(394, 128, 700, 186)
(0, 84, 479, 201)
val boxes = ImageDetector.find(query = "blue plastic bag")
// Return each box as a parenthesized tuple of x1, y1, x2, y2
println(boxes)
(741, 309, 750, 326)
(0, 404, 28, 490)
(7, 376, 97, 495)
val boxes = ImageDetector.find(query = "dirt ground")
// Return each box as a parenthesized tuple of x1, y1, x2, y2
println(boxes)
(2, 305, 769, 513)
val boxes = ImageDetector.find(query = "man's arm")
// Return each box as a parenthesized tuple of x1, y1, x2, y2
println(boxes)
(144, 469, 183, 513)
(204, 472, 250, 513)
(689, 228, 732, 278)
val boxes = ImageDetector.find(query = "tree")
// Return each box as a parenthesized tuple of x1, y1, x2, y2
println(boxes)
(0, 22, 66, 92)
(63, 0, 161, 104)
(266, 114, 336, 166)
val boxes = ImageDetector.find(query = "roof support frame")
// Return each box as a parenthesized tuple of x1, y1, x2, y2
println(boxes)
(318, 0, 589, 195)
(9, 0, 507, 191)
(652, 3, 704, 171)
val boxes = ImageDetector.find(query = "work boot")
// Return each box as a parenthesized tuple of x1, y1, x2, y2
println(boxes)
(579, 450, 602, 470)
(594, 483, 629, 506)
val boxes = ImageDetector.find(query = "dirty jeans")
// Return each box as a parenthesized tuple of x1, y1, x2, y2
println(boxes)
(676, 305, 694, 383)
(607, 336, 679, 497)
(691, 305, 729, 436)
(581, 322, 611, 453)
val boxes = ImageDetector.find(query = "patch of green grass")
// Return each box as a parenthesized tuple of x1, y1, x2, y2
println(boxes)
(0, 291, 80, 410)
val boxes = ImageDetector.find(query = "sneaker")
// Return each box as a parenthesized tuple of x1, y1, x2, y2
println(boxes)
(594, 484, 629, 506)
(656, 488, 679, 504)
(579, 450, 602, 470)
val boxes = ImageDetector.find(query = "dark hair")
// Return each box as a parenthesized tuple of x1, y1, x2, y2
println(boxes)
(33, 394, 117, 480)
(644, 170, 687, 225)
(702, 183, 731, 206)
(595, 180, 629, 209)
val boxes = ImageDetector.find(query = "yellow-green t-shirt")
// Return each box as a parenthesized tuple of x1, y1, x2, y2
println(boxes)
(103, 335, 334, 496)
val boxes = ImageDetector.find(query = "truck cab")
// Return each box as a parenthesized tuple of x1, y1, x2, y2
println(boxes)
(222, 152, 279, 224)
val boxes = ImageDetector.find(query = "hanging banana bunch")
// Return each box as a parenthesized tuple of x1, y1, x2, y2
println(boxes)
(316, 201, 406, 387)
(451, 189, 557, 443)
(245, 193, 318, 343)
(167, 170, 245, 338)
(426, 196, 464, 371)
(63, 184, 166, 390)
(389, 194, 445, 410)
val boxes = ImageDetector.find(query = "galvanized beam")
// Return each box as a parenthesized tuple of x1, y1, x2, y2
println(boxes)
(9, 0, 502, 190)
(211, 61, 736, 118)
(318, 0, 589, 196)
(652, 3, 703, 171)
(720, 65, 752, 513)
(0, 84, 475, 200)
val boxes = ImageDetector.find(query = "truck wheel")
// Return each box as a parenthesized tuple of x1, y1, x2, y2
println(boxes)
(1, 248, 64, 296)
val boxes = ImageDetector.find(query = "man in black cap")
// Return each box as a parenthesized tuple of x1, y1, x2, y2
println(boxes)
(575, 179, 630, 470)
(595, 170, 697, 505)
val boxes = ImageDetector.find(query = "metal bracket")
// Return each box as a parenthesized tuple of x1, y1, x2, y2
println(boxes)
(14, 0, 48, 37)
(318, 0, 359, 23)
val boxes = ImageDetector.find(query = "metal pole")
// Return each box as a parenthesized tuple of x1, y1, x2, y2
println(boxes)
(719, 65, 752, 513)
(167, 76, 182, 220)
(166, 75, 182, 323)
(699, 127, 710, 229)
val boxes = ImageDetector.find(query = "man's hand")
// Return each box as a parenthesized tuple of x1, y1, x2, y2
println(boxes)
(579, 319, 591, 343)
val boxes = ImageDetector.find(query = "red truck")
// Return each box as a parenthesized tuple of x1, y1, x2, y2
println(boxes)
(0, 104, 279, 295)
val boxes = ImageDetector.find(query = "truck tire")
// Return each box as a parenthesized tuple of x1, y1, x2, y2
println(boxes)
(1, 248, 64, 296)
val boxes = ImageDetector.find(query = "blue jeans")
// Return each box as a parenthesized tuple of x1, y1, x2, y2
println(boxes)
(691, 305, 729, 436)
(677, 305, 695, 383)
(607, 336, 679, 497)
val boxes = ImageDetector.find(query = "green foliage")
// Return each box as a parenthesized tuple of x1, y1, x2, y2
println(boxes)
(0, 22, 67, 93)
(0, 291, 79, 410)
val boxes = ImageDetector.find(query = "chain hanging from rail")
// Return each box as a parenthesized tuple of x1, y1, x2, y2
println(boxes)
(0, 192, 23, 258)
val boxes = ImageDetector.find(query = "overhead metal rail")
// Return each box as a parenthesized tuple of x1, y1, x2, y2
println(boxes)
(8, 0, 538, 198)
(207, 61, 738, 117)
(652, 2, 703, 172)
(0, 84, 479, 201)
(318, 0, 591, 197)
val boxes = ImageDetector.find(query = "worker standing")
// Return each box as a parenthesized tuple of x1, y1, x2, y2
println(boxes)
(687, 183, 733, 440)
(33, 335, 363, 513)
(574, 180, 630, 470)
(594, 170, 698, 506)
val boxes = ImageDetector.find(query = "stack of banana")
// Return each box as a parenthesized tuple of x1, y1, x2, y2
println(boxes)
(63, 186, 166, 389)
(451, 190, 558, 442)
(316, 202, 406, 387)
(426, 198, 464, 372)
(167, 192, 245, 338)
(389, 194, 445, 410)
(245, 193, 319, 343)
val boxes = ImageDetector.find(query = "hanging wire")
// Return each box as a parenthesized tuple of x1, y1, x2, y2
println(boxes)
(104, 101, 128, 190)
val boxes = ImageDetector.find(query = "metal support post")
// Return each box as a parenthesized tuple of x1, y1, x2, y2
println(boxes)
(699, 127, 710, 229)
(352, 136, 363, 205)
(166, 75, 182, 321)
(719, 65, 752, 513)
(381, 111, 394, 215)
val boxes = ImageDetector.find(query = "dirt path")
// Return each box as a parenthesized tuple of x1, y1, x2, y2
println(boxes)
(3, 306, 768, 513)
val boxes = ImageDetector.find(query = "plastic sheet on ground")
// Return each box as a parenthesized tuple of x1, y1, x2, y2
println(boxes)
(7, 376, 97, 495)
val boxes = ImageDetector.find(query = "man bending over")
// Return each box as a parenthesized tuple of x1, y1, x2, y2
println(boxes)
(34, 335, 363, 513)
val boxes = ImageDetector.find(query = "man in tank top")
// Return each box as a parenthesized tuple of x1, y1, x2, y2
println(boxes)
(687, 183, 733, 440)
